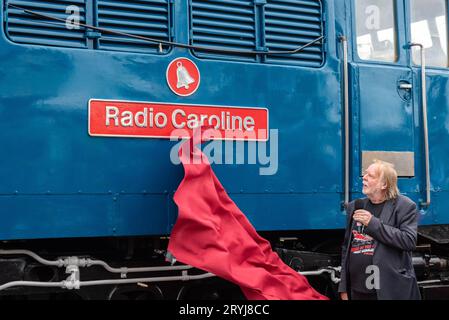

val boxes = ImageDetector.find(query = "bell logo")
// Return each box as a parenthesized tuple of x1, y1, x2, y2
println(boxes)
(176, 62, 195, 89)
(167, 58, 200, 96)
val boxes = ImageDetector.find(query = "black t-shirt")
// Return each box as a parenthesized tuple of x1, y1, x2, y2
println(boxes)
(348, 200, 385, 293)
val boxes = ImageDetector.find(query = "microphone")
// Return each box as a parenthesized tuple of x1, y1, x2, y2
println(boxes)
(354, 198, 364, 211)
(353, 198, 365, 233)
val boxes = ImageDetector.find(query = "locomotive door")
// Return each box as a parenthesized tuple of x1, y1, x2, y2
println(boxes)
(405, 0, 449, 224)
(348, 0, 422, 205)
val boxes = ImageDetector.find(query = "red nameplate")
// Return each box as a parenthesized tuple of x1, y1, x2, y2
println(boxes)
(89, 99, 269, 141)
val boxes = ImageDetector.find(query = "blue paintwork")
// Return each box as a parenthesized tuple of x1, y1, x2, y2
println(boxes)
(0, 0, 447, 241)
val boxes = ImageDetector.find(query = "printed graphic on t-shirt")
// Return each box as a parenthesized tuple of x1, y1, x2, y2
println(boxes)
(351, 223, 375, 255)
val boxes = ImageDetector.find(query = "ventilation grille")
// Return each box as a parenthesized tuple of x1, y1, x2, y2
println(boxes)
(5, 0, 172, 54)
(6, 0, 88, 48)
(191, 0, 256, 62)
(190, 0, 324, 66)
(97, 0, 171, 54)
(265, 0, 323, 67)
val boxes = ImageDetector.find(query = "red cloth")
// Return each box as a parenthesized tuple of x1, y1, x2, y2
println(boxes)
(168, 135, 328, 300)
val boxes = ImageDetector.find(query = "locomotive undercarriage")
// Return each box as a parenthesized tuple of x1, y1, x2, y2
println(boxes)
(1, 229, 448, 300)
(0, 237, 245, 300)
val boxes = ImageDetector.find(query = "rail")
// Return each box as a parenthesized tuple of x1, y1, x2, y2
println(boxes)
(340, 36, 350, 207)
(407, 43, 431, 207)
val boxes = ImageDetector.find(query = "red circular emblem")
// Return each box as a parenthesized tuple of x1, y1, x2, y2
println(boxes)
(166, 57, 200, 97)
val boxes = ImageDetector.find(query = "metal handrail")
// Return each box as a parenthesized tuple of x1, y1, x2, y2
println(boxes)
(340, 36, 350, 207)
(408, 43, 431, 207)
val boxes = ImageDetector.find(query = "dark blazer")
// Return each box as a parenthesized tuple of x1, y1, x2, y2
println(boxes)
(338, 195, 421, 300)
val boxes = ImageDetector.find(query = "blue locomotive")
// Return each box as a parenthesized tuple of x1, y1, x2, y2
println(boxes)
(0, 0, 448, 300)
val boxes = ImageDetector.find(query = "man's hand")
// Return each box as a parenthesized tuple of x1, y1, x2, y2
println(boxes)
(353, 209, 373, 226)
(340, 292, 348, 300)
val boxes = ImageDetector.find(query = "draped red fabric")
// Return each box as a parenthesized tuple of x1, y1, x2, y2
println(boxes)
(167, 135, 328, 300)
